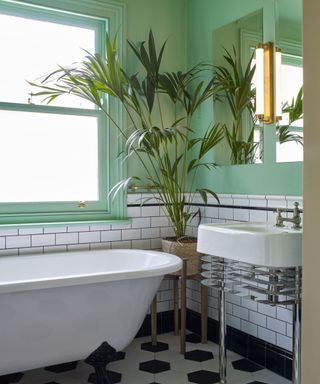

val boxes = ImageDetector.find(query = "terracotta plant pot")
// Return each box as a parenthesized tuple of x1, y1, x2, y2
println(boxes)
(161, 237, 199, 276)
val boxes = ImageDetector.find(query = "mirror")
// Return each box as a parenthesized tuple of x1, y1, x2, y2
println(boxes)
(213, 10, 263, 165)
(276, 0, 303, 163)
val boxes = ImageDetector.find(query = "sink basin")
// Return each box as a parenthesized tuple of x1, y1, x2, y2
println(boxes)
(197, 222, 302, 267)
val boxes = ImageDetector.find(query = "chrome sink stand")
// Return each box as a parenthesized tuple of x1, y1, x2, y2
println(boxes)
(201, 256, 302, 384)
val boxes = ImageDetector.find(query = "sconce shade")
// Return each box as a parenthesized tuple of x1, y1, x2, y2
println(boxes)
(256, 45, 265, 116)
(275, 47, 282, 120)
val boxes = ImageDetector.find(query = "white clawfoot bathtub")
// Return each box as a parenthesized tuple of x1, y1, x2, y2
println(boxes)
(0, 249, 181, 375)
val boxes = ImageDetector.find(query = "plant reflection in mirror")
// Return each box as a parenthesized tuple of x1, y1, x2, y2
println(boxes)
(214, 47, 260, 164)
(277, 86, 303, 146)
(29, 31, 224, 240)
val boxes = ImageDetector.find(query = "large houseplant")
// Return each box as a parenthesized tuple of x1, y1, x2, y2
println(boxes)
(31, 31, 223, 269)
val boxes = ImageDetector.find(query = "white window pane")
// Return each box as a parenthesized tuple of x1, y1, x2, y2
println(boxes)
(0, 111, 99, 202)
(280, 64, 303, 126)
(276, 132, 304, 163)
(0, 13, 95, 108)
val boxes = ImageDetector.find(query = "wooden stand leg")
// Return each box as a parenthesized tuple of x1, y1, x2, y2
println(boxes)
(180, 259, 187, 354)
(201, 284, 208, 344)
(174, 277, 179, 336)
(151, 296, 157, 346)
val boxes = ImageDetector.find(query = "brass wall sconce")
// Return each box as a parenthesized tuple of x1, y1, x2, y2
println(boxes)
(255, 43, 283, 124)
(255, 42, 274, 124)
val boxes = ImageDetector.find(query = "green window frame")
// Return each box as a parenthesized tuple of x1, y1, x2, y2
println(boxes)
(0, 0, 126, 226)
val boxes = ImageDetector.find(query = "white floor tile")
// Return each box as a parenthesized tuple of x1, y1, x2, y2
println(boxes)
(4, 332, 291, 384)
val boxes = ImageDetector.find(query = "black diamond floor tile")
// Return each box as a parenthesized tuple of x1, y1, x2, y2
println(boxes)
(186, 333, 202, 343)
(185, 349, 214, 362)
(88, 370, 121, 384)
(246, 382, 268, 384)
(188, 369, 220, 384)
(141, 341, 169, 353)
(0, 373, 24, 384)
(44, 361, 78, 373)
(42, 382, 60, 384)
(139, 359, 170, 374)
(232, 359, 264, 373)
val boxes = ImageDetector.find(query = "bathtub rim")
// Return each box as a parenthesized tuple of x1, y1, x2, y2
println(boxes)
(0, 249, 182, 294)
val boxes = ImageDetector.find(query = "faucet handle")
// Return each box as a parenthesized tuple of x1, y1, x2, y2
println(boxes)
(275, 208, 285, 227)
(292, 202, 301, 216)
(292, 202, 302, 229)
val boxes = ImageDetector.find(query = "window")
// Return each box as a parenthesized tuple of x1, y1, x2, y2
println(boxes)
(277, 53, 303, 163)
(280, 55, 303, 127)
(0, 1, 125, 224)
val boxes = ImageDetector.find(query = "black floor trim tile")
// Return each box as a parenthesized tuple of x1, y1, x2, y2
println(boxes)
(284, 355, 293, 381)
(247, 336, 266, 367)
(185, 333, 202, 343)
(266, 348, 286, 377)
(136, 310, 174, 338)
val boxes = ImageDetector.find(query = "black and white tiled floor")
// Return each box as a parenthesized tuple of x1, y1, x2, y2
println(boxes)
(1, 333, 291, 384)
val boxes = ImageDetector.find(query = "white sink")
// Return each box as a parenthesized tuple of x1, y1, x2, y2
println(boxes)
(197, 222, 302, 267)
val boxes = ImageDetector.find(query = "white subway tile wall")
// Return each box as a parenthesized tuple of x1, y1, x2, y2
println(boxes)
(258, 326, 276, 344)
(0, 193, 300, 352)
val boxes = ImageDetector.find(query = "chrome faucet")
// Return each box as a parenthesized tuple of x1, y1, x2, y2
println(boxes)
(275, 202, 302, 229)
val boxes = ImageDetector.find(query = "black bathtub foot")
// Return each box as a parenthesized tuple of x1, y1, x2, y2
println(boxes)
(85, 342, 117, 384)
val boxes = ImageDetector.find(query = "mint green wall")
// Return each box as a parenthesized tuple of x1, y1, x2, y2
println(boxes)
(187, 0, 303, 196)
(121, 0, 186, 72)
(114, 0, 187, 180)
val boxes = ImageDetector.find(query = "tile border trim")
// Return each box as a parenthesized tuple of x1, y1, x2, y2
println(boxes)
(127, 202, 302, 213)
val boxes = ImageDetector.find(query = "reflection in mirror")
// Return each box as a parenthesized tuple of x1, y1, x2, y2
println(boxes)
(213, 10, 263, 165)
(276, 0, 303, 163)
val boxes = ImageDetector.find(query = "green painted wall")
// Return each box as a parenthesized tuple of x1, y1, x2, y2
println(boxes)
(187, 0, 303, 196)
(120, 0, 186, 72)
(113, 0, 187, 180)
